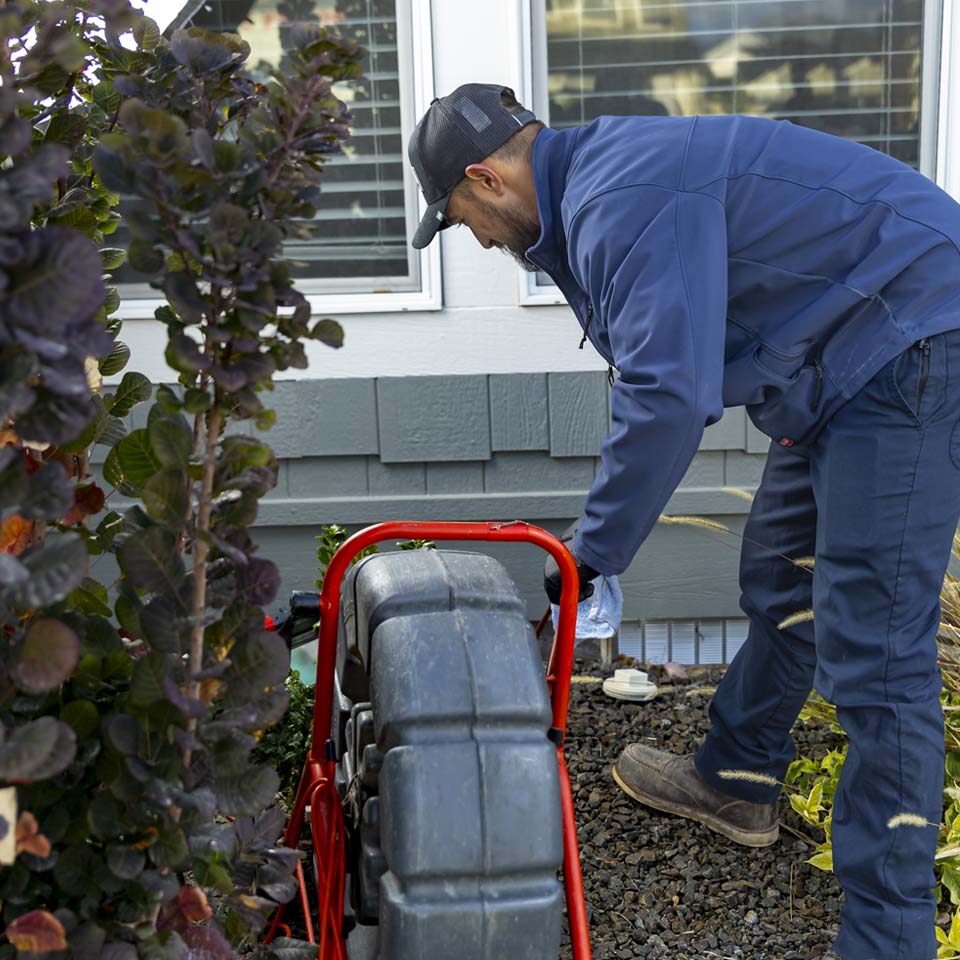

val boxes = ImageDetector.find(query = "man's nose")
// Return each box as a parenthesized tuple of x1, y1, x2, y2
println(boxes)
(469, 226, 495, 250)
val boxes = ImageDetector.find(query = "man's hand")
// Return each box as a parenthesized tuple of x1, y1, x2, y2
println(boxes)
(543, 520, 601, 605)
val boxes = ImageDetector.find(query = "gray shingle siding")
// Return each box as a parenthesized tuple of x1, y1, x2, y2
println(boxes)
(252, 372, 767, 623)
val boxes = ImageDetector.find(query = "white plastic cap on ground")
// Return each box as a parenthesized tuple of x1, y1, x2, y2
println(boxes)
(602, 668, 658, 702)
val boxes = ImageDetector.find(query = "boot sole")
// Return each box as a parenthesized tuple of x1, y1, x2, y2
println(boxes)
(611, 765, 779, 848)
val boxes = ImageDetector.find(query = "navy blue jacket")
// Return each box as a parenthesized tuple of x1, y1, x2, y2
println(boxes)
(526, 116, 960, 576)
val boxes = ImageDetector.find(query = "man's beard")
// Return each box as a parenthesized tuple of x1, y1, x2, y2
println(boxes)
(473, 196, 542, 272)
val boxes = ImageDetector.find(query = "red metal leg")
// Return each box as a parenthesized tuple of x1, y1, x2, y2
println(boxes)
(558, 748, 592, 959)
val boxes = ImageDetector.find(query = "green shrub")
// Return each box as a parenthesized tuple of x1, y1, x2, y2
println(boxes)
(0, 2, 363, 955)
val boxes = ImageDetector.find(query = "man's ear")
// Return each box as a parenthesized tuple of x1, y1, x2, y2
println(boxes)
(463, 162, 504, 197)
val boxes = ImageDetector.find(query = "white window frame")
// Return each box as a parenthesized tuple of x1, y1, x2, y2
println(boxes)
(937, 0, 960, 202)
(518, 0, 950, 307)
(117, 0, 440, 320)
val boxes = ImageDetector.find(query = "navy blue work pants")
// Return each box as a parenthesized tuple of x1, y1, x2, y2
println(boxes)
(695, 330, 960, 960)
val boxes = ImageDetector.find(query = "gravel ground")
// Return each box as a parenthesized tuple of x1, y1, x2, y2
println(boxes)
(560, 657, 845, 960)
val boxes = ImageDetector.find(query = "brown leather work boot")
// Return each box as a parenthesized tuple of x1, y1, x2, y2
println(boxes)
(612, 743, 779, 848)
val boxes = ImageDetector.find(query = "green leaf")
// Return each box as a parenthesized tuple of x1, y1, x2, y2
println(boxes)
(14, 618, 80, 694)
(194, 858, 233, 894)
(62, 396, 126, 453)
(166, 333, 208, 373)
(5, 534, 88, 609)
(96, 511, 125, 552)
(947, 752, 960, 781)
(100, 341, 130, 377)
(100, 248, 127, 270)
(219, 435, 274, 470)
(43, 112, 89, 150)
(143, 469, 188, 528)
(139, 596, 182, 653)
(103, 445, 134, 496)
(183, 388, 211, 413)
(127, 238, 165, 275)
(115, 586, 144, 638)
(943, 863, 960, 906)
(112, 429, 161, 492)
(310, 318, 344, 348)
(81, 616, 123, 657)
(54, 844, 98, 897)
(148, 414, 192, 468)
(156, 385, 183, 412)
(92, 144, 137, 194)
(133, 15, 161, 50)
(151, 822, 190, 869)
(68, 578, 113, 617)
(124, 207, 161, 242)
(105, 372, 151, 418)
(59, 700, 100, 740)
(118, 527, 185, 594)
(88, 790, 123, 837)
(129, 652, 172, 709)
(0, 716, 76, 783)
(807, 849, 833, 872)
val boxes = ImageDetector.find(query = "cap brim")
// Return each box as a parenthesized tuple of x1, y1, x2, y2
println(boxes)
(411, 193, 451, 249)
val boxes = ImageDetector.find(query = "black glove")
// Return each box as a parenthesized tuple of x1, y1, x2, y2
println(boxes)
(543, 520, 601, 605)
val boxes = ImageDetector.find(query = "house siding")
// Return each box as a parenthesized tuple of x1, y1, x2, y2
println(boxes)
(253, 373, 769, 622)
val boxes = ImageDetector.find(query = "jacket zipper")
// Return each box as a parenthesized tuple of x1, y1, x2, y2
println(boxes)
(578, 303, 593, 350)
(577, 304, 616, 387)
(917, 337, 931, 410)
(809, 359, 823, 412)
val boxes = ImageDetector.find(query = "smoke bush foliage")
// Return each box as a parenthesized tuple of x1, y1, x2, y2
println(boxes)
(0, 2, 361, 955)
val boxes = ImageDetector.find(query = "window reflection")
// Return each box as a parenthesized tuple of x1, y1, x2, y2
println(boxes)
(544, 0, 923, 167)
(112, 0, 414, 291)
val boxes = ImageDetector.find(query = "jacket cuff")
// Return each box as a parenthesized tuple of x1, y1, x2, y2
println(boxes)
(571, 534, 620, 578)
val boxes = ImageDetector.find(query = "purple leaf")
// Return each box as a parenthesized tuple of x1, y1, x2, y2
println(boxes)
(182, 926, 233, 960)
(14, 617, 80, 694)
(163, 676, 207, 719)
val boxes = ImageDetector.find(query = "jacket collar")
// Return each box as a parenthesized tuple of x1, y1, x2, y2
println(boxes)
(526, 126, 579, 276)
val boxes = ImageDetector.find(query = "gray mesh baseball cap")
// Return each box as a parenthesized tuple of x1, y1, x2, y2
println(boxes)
(408, 83, 538, 249)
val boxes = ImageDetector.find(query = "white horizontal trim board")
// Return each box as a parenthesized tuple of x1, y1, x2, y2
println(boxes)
(119, 306, 609, 380)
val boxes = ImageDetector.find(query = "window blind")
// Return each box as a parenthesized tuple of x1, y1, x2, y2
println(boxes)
(269, 0, 414, 285)
(113, 0, 417, 293)
(542, 0, 925, 166)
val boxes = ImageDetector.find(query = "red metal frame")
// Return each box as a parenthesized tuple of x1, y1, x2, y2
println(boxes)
(264, 521, 592, 959)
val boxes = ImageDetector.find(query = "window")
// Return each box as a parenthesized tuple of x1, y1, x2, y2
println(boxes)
(523, 0, 942, 302)
(117, 0, 439, 317)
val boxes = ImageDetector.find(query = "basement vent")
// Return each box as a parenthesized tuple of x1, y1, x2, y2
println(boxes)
(617, 619, 750, 666)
